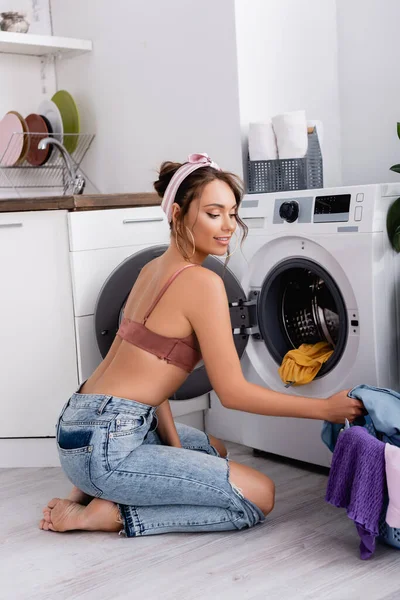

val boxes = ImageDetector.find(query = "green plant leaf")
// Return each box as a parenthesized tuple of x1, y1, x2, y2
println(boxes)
(393, 226, 400, 252)
(397, 122, 400, 140)
(390, 164, 400, 173)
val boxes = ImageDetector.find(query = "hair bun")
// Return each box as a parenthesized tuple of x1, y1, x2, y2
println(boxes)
(153, 161, 183, 198)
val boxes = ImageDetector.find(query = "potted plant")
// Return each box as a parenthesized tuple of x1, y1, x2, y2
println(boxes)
(387, 123, 400, 252)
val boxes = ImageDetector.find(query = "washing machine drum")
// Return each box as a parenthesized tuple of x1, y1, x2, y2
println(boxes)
(258, 258, 348, 377)
(94, 245, 248, 400)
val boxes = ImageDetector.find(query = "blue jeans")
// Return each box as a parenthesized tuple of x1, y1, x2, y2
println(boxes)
(56, 392, 265, 537)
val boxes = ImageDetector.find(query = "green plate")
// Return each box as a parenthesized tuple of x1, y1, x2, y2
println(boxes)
(51, 90, 80, 154)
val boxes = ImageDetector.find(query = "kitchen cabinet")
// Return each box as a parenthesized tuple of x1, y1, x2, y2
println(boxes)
(0, 210, 78, 437)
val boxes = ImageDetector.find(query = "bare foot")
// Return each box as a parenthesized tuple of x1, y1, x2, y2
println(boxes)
(39, 498, 122, 533)
(67, 486, 93, 506)
(40, 487, 92, 525)
(39, 498, 85, 532)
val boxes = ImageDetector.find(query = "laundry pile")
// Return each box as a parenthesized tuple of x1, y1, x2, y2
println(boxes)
(279, 341, 333, 386)
(322, 385, 400, 559)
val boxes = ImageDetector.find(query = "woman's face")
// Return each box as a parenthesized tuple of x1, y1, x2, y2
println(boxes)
(181, 179, 238, 261)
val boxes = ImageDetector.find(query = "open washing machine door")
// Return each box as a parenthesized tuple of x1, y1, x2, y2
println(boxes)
(206, 238, 356, 467)
(94, 245, 249, 401)
(255, 257, 348, 378)
(241, 234, 360, 399)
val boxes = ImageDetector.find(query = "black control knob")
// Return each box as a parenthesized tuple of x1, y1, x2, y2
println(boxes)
(279, 201, 299, 223)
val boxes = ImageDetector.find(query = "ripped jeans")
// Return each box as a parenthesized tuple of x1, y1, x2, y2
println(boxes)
(56, 391, 265, 537)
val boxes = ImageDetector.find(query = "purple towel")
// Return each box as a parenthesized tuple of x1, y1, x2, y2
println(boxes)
(325, 426, 386, 559)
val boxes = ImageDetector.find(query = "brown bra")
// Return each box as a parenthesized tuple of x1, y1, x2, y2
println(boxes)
(117, 264, 202, 373)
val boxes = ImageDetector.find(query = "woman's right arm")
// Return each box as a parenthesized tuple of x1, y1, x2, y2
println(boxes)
(185, 268, 363, 424)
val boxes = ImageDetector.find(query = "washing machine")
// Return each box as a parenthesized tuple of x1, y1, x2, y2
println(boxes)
(67, 204, 248, 428)
(205, 183, 400, 466)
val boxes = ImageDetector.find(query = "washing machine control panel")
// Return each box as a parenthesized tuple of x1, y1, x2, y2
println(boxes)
(273, 193, 354, 225)
(279, 200, 299, 223)
(273, 196, 314, 224)
(313, 194, 351, 223)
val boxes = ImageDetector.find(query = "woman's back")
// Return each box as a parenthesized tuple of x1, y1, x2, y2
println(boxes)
(80, 256, 202, 404)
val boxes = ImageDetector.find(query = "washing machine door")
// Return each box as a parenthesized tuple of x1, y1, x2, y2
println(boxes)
(95, 245, 249, 400)
(242, 235, 360, 397)
(256, 257, 348, 376)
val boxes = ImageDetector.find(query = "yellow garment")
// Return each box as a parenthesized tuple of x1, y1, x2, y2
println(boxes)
(279, 341, 334, 386)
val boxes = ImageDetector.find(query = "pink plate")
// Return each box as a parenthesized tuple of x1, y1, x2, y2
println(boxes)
(0, 112, 24, 166)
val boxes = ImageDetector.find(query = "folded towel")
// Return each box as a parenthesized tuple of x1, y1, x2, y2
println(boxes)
(385, 444, 400, 528)
(326, 426, 386, 559)
(278, 341, 333, 386)
(248, 121, 278, 161)
(272, 110, 308, 159)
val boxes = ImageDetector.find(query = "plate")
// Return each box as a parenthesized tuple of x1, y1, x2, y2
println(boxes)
(38, 99, 63, 144)
(40, 115, 53, 164)
(0, 112, 24, 166)
(25, 113, 52, 166)
(10, 111, 30, 165)
(51, 90, 80, 154)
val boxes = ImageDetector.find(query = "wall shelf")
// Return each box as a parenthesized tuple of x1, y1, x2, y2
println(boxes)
(0, 31, 92, 58)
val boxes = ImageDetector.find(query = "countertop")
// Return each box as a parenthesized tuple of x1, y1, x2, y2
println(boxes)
(0, 193, 161, 213)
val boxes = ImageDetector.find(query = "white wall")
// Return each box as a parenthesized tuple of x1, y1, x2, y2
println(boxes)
(336, 0, 400, 186)
(49, 0, 242, 194)
(3, 0, 395, 197)
(234, 0, 342, 187)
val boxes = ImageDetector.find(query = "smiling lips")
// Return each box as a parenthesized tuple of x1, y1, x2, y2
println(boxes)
(214, 236, 231, 246)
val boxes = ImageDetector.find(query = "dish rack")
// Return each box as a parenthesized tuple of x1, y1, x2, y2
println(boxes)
(247, 128, 323, 193)
(0, 132, 95, 196)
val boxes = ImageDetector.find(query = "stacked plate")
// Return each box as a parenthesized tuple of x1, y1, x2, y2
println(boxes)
(25, 113, 53, 166)
(0, 111, 29, 166)
(39, 90, 80, 153)
(0, 90, 80, 167)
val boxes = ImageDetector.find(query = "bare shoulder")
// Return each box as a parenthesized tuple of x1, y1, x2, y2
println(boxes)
(182, 264, 244, 406)
(180, 264, 228, 314)
(182, 265, 226, 294)
(180, 266, 229, 318)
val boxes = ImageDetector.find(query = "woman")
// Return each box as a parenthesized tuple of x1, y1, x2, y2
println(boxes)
(40, 153, 364, 536)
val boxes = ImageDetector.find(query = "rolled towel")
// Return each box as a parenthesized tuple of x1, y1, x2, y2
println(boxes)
(272, 110, 308, 159)
(248, 121, 278, 161)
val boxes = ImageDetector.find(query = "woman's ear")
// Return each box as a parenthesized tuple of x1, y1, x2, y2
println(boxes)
(171, 203, 181, 229)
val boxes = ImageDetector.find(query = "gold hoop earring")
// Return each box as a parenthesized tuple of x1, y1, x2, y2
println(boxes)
(185, 226, 196, 259)
(175, 229, 184, 255)
(226, 232, 240, 258)
(175, 227, 196, 260)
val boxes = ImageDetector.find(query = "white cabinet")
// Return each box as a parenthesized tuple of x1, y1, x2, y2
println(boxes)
(0, 210, 78, 437)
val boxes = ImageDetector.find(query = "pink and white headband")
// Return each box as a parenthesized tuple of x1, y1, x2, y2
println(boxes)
(161, 152, 221, 222)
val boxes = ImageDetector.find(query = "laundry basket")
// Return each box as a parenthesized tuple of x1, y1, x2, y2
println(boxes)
(247, 128, 323, 193)
(379, 513, 400, 549)
(357, 416, 400, 550)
